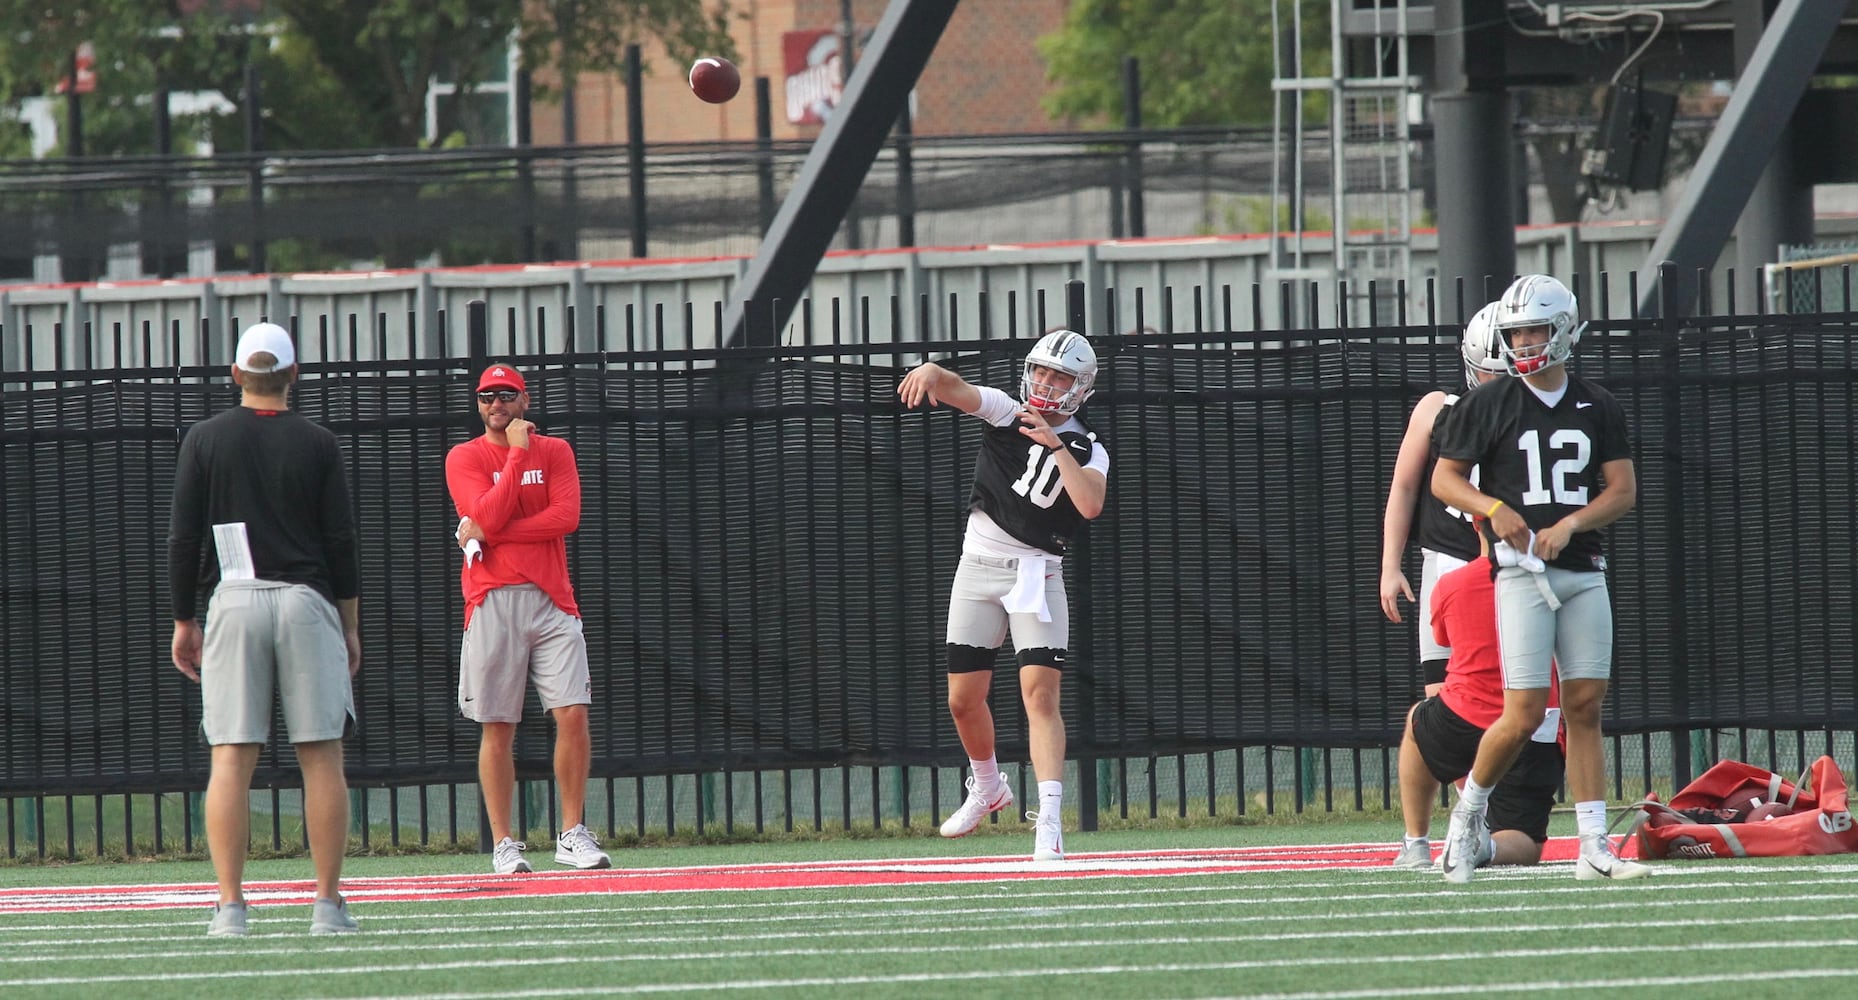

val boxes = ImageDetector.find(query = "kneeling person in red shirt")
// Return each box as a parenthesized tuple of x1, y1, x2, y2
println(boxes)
(1391, 553, 1565, 871)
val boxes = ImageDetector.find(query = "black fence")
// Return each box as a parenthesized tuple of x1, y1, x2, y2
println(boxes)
(0, 127, 1278, 281)
(2, 271, 1855, 858)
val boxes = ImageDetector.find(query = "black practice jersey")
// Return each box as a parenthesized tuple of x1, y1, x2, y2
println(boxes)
(968, 405, 1105, 557)
(1414, 394, 1482, 562)
(168, 406, 361, 618)
(1437, 373, 1631, 572)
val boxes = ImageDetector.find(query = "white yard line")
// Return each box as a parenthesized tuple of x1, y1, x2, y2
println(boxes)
(0, 936, 1851, 992)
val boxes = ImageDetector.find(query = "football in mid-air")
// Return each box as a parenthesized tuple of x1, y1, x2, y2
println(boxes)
(689, 57, 740, 104)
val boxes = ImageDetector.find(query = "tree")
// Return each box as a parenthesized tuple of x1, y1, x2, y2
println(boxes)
(1037, 0, 1329, 127)
(519, 0, 740, 105)
(0, 0, 253, 156)
(0, 1, 740, 156)
(270, 0, 739, 149)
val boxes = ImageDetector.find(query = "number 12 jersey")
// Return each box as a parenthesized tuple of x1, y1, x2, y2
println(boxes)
(1436, 374, 1631, 573)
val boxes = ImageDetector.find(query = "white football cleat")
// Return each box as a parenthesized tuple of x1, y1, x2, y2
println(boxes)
(1029, 810, 1064, 862)
(1576, 833, 1652, 881)
(940, 776, 1014, 838)
(1440, 808, 1487, 884)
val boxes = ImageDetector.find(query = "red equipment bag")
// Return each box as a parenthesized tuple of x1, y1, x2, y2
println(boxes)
(1632, 755, 1858, 860)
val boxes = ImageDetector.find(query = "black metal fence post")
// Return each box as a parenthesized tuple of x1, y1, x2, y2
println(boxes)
(1064, 278, 1101, 832)
(626, 44, 646, 260)
(467, 297, 490, 851)
(1657, 261, 1693, 790)
(243, 60, 265, 275)
(514, 69, 538, 263)
(1123, 56, 1145, 239)
(896, 106, 917, 248)
(756, 77, 776, 236)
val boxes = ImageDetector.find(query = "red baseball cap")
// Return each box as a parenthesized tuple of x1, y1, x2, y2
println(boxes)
(477, 364, 526, 393)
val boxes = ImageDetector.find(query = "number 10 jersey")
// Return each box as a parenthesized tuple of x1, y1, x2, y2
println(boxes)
(965, 386, 1111, 558)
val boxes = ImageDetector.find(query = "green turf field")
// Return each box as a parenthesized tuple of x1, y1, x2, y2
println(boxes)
(2, 821, 1855, 999)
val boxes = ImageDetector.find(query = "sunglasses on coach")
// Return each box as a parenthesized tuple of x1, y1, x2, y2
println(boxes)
(476, 390, 520, 404)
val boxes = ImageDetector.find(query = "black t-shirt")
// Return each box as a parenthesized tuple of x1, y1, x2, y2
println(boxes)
(969, 417, 1102, 557)
(167, 406, 360, 618)
(1414, 394, 1482, 562)
(1437, 373, 1632, 572)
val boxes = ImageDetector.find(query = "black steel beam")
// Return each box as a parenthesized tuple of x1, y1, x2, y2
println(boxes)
(1733, 0, 1813, 296)
(1637, 0, 1844, 317)
(1342, 0, 1858, 37)
(1433, 0, 1516, 292)
(722, 0, 960, 348)
(1360, 4, 1858, 88)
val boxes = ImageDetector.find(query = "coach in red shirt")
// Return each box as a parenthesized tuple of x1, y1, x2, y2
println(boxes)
(447, 363, 610, 874)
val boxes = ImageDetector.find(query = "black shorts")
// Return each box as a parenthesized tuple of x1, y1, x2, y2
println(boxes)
(1410, 695, 1565, 843)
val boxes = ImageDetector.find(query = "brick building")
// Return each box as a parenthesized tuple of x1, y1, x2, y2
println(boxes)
(528, 0, 1073, 145)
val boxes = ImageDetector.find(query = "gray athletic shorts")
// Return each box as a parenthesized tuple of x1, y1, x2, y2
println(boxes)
(200, 580, 354, 745)
(459, 584, 591, 723)
(1417, 547, 1468, 664)
(945, 553, 1069, 654)
(1495, 566, 1613, 688)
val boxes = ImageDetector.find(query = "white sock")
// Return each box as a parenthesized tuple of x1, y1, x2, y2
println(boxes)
(1038, 780, 1063, 823)
(970, 757, 1001, 792)
(1457, 777, 1492, 814)
(1575, 800, 1609, 840)
(1404, 834, 1430, 848)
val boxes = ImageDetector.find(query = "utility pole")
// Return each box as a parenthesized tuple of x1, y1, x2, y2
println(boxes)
(840, 0, 862, 249)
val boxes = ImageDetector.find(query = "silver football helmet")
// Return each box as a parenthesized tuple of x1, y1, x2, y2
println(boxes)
(1021, 329, 1097, 415)
(1459, 302, 1507, 389)
(1492, 274, 1584, 376)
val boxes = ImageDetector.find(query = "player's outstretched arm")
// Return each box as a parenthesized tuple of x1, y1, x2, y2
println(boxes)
(898, 362, 982, 414)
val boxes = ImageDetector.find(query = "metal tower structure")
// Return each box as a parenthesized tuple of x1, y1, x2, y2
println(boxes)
(1270, 0, 1420, 323)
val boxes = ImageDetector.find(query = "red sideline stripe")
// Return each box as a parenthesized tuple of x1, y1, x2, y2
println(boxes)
(0, 838, 1588, 914)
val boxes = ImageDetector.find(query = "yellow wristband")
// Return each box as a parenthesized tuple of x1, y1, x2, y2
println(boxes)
(1485, 499, 1504, 519)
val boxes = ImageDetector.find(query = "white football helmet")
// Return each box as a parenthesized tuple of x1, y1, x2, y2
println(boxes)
(1459, 303, 1507, 389)
(1021, 329, 1097, 415)
(1492, 274, 1584, 376)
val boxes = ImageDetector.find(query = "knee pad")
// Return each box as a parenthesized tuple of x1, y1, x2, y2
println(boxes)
(946, 644, 996, 674)
(1422, 658, 1448, 688)
(1015, 647, 1067, 671)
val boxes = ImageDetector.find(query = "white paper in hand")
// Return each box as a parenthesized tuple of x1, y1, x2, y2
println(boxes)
(458, 517, 483, 566)
(1493, 533, 1547, 574)
(1494, 532, 1560, 610)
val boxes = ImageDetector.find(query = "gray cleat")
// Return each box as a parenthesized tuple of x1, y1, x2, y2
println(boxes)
(207, 900, 249, 937)
(310, 895, 360, 934)
(1390, 839, 1433, 871)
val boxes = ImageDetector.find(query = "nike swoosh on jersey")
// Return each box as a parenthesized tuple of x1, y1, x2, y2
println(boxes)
(1576, 401, 1593, 409)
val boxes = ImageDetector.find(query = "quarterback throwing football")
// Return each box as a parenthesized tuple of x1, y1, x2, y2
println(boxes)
(898, 330, 1109, 862)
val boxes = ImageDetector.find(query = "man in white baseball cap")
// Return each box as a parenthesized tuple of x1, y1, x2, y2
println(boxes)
(234, 321, 296, 374)
(170, 318, 363, 936)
